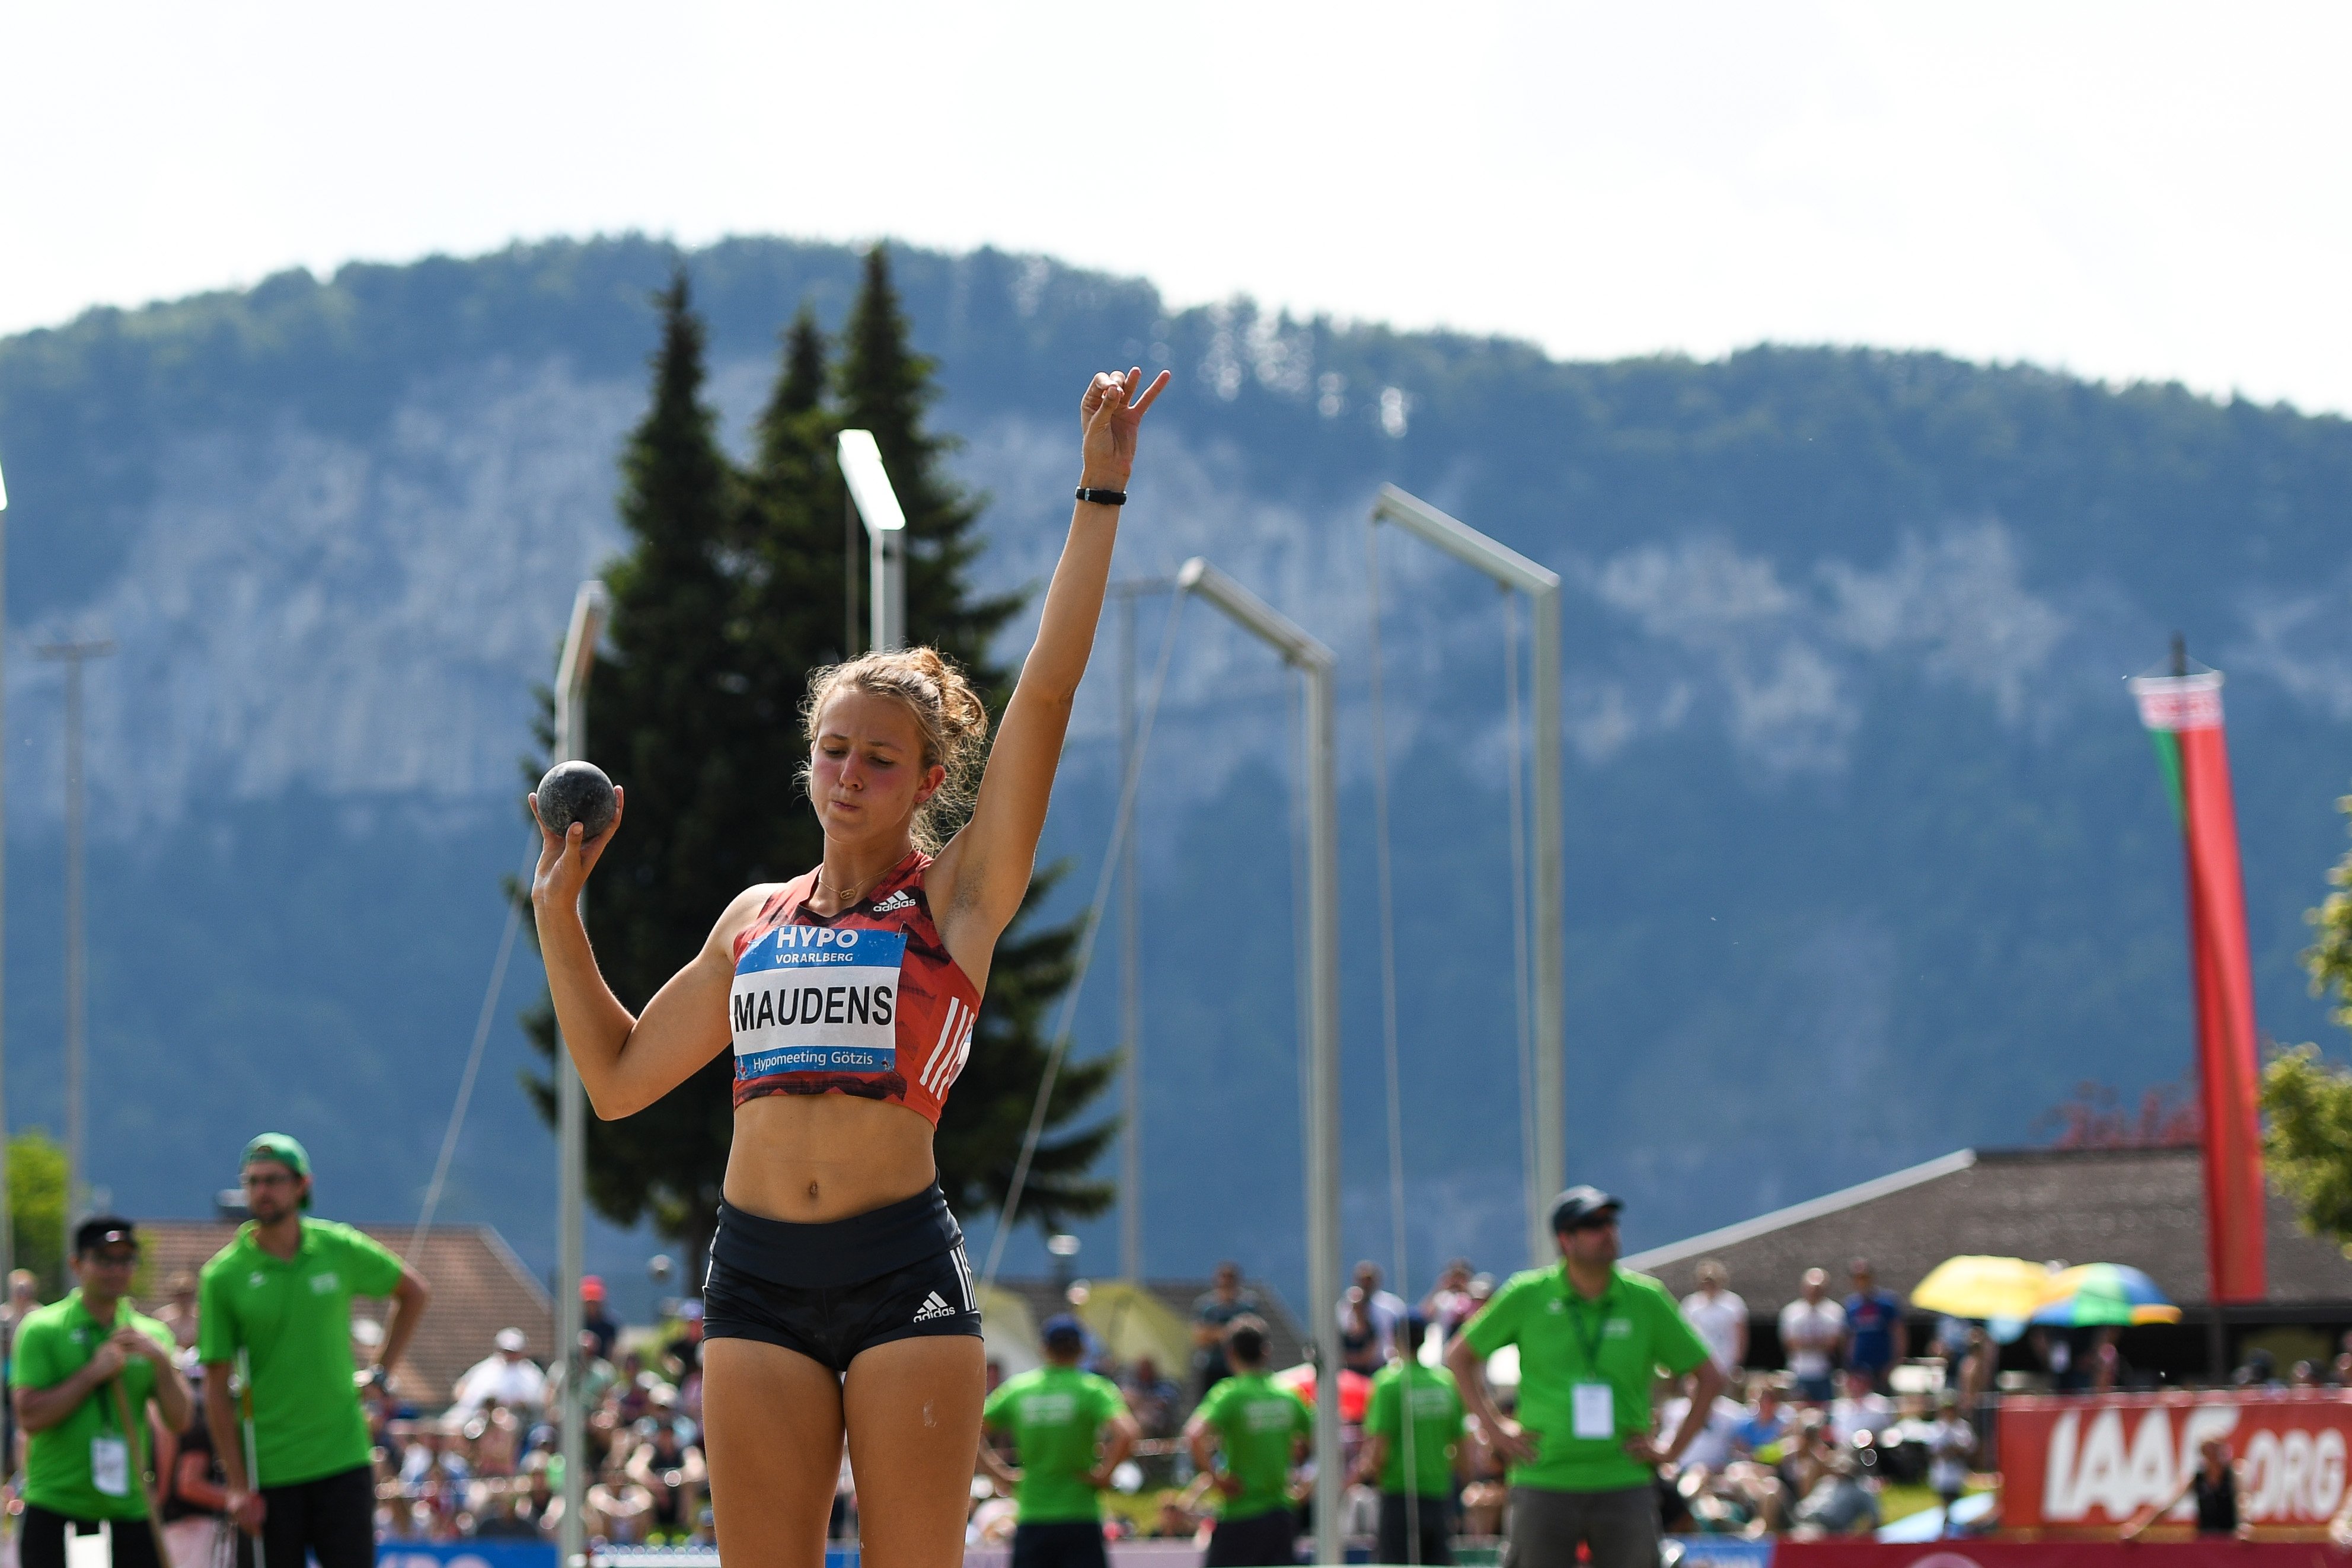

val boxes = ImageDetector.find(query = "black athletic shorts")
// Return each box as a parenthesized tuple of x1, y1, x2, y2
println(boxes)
(1204, 1506, 1300, 1567)
(703, 1185, 983, 1371)
(1011, 1519, 1109, 1568)
(21, 1509, 160, 1568)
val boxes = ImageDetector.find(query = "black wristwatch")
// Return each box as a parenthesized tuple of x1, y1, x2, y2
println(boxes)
(1075, 486, 1128, 506)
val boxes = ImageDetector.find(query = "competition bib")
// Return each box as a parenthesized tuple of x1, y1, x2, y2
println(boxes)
(732, 925, 905, 1078)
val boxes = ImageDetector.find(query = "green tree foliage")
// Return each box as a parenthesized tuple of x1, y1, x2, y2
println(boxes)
(9, 1130, 68, 1297)
(524, 254, 1114, 1266)
(523, 270, 758, 1267)
(2261, 788, 2352, 1251)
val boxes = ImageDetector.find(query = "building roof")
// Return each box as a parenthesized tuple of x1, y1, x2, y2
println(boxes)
(989, 1277, 1307, 1374)
(1623, 1146, 2352, 1318)
(133, 1219, 550, 1408)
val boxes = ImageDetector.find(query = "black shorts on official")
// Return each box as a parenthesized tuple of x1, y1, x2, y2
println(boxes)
(1204, 1507, 1300, 1567)
(1011, 1519, 1109, 1568)
(703, 1184, 982, 1372)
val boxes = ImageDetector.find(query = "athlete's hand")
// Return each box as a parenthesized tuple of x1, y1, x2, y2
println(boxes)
(227, 1486, 267, 1534)
(1485, 1416, 1539, 1468)
(1078, 368, 1170, 491)
(529, 785, 626, 913)
(1213, 1469, 1243, 1499)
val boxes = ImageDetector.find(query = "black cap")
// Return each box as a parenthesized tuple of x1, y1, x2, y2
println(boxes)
(1549, 1186, 1622, 1234)
(74, 1216, 138, 1256)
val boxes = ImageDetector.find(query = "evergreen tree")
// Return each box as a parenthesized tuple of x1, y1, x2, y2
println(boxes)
(836, 245, 1115, 1231)
(523, 257, 1114, 1266)
(523, 270, 746, 1267)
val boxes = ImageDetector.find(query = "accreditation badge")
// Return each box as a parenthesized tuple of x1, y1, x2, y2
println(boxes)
(91, 1433, 129, 1496)
(731, 924, 905, 1078)
(1571, 1381, 1614, 1440)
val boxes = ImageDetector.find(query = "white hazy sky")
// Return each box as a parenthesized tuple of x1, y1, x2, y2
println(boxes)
(7, 1, 2349, 412)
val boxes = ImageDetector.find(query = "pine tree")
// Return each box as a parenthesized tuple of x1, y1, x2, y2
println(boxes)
(522, 257, 1114, 1267)
(522, 270, 746, 1267)
(836, 245, 1115, 1231)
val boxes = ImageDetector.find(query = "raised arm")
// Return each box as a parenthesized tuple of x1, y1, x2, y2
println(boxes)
(931, 368, 1170, 954)
(530, 798, 770, 1119)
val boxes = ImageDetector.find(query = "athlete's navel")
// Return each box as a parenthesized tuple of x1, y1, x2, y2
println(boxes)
(808, 1181, 821, 1203)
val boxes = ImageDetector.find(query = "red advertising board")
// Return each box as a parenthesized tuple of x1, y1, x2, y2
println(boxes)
(2002, 1392, 2352, 1535)
(1777, 1545, 2340, 1568)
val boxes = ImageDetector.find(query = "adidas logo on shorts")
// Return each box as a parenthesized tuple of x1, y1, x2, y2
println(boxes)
(870, 889, 915, 912)
(912, 1291, 957, 1323)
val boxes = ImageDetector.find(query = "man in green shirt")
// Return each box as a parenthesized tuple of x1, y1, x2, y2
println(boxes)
(976, 1314, 1139, 1568)
(1355, 1311, 1465, 1566)
(1448, 1186, 1724, 1568)
(199, 1133, 430, 1568)
(11, 1218, 193, 1568)
(1183, 1315, 1311, 1568)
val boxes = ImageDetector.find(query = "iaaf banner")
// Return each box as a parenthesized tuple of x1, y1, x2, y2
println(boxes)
(2002, 1393, 2352, 1533)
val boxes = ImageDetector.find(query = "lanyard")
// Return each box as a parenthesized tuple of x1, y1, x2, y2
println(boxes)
(1562, 1277, 1614, 1375)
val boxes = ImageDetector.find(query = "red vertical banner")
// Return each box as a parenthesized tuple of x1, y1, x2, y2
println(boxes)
(2131, 669, 2267, 1304)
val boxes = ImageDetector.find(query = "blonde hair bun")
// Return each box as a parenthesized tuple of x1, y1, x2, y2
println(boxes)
(802, 647, 989, 850)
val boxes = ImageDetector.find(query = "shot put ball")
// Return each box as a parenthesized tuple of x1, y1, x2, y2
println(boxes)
(536, 761, 617, 840)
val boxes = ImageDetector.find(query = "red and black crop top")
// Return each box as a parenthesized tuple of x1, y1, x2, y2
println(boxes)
(727, 851, 980, 1126)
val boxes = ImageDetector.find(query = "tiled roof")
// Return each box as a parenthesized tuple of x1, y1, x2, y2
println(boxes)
(1623, 1146, 2352, 1318)
(990, 1278, 1307, 1373)
(133, 1219, 550, 1409)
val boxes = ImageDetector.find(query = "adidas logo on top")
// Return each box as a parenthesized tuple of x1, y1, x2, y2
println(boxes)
(912, 1291, 956, 1323)
(870, 889, 915, 913)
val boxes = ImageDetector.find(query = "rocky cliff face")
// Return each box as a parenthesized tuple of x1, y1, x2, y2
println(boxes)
(3, 234, 2348, 1305)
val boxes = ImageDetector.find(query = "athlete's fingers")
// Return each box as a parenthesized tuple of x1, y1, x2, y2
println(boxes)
(1128, 369, 1171, 417)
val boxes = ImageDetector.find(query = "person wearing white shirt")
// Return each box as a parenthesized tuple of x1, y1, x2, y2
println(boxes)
(453, 1328, 548, 1414)
(1678, 1260, 1748, 1376)
(1777, 1270, 1846, 1404)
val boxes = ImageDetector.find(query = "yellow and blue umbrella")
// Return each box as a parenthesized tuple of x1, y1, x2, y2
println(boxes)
(2029, 1263, 2181, 1326)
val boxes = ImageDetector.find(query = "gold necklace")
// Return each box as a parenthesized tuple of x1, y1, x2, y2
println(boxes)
(814, 866, 875, 906)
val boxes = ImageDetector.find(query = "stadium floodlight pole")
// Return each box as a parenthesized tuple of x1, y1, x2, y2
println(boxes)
(838, 430, 907, 653)
(0, 464, 10, 1281)
(1370, 484, 1565, 1267)
(36, 635, 114, 1254)
(551, 578, 608, 1568)
(1108, 577, 1177, 1283)
(1173, 557, 1343, 1567)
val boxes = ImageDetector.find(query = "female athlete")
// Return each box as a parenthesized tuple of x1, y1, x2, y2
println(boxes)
(531, 364, 1170, 1567)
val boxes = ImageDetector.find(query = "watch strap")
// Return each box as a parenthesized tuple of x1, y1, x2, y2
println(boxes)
(1074, 486, 1128, 506)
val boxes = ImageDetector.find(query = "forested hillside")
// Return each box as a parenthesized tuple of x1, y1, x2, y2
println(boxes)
(1, 234, 2347, 1305)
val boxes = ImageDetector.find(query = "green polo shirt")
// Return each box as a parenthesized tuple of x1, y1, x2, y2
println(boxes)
(982, 1363, 1127, 1524)
(9, 1291, 174, 1521)
(197, 1218, 404, 1486)
(1365, 1360, 1463, 1497)
(1463, 1262, 1709, 1494)
(1193, 1371, 1311, 1520)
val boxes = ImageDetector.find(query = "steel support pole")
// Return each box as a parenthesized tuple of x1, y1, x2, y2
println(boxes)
(1528, 582, 1565, 1254)
(0, 468, 11, 1280)
(37, 638, 113, 1248)
(1173, 558, 1341, 1566)
(1118, 593, 1142, 1282)
(1368, 486, 1565, 1266)
(869, 526, 905, 653)
(551, 580, 607, 1568)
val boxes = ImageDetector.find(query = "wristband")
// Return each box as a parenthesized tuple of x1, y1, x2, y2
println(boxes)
(1075, 486, 1128, 507)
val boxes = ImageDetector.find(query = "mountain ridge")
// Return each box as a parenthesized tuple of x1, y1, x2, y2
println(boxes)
(1, 232, 2347, 1307)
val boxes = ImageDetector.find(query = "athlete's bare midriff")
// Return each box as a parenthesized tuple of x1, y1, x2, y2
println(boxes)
(722, 1094, 939, 1224)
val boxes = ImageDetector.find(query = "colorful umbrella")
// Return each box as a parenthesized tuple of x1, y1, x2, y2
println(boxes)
(1910, 1256, 2054, 1322)
(1272, 1362, 1373, 1424)
(2029, 1263, 2181, 1326)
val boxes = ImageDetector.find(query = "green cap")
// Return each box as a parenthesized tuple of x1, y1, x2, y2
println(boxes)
(241, 1132, 313, 1209)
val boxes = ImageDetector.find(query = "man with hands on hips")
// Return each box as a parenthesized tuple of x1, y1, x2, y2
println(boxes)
(1446, 1187, 1725, 1568)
